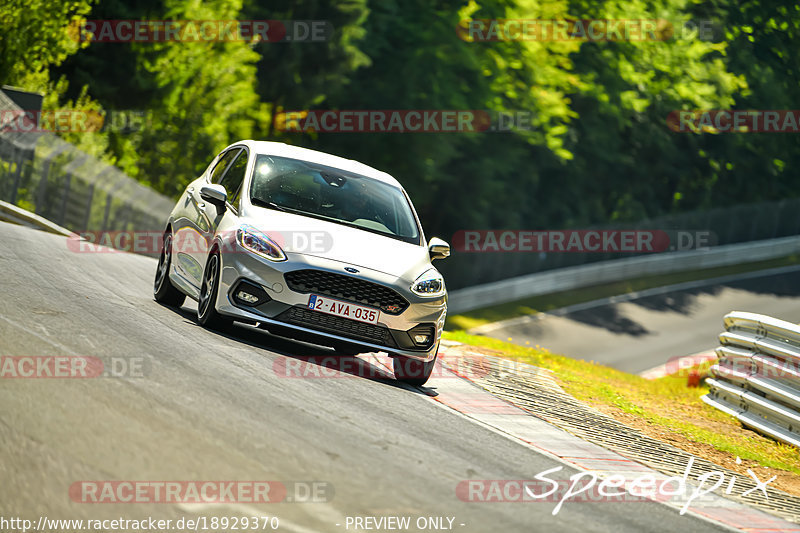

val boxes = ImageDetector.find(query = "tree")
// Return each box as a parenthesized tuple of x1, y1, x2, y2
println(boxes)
(0, 0, 93, 83)
(241, 0, 371, 138)
(58, 0, 265, 195)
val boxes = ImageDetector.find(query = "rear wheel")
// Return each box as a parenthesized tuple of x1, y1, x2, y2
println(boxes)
(392, 348, 438, 386)
(154, 232, 186, 307)
(198, 252, 231, 331)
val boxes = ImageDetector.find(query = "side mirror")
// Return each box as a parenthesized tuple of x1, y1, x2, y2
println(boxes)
(428, 237, 450, 260)
(200, 184, 227, 210)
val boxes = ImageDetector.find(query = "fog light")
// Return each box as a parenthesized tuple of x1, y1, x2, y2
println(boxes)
(413, 334, 430, 345)
(406, 324, 436, 349)
(237, 291, 260, 304)
(231, 280, 271, 307)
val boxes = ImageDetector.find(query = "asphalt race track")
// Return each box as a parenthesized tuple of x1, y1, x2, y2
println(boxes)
(0, 221, 737, 532)
(477, 266, 800, 374)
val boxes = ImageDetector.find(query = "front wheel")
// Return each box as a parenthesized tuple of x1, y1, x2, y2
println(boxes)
(392, 349, 438, 386)
(198, 252, 231, 331)
(154, 232, 186, 307)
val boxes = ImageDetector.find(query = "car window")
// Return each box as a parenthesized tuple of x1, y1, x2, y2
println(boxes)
(210, 149, 240, 184)
(220, 150, 249, 209)
(250, 154, 420, 244)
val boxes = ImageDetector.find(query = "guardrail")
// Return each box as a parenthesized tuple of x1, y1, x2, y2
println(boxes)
(0, 89, 174, 241)
(439, 199, 800, 291)
(448, 236, 800, 313)
(704, 311, 800, 448)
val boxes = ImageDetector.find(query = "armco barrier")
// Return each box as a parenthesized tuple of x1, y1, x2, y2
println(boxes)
(447, 236, 800, 313)
(0, 89, 174, 242)
(438, 199, 800, 290)
(704, 311, 800, 448)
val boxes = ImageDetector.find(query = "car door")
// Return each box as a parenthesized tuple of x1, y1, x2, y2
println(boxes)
(174, 148, 240, 290)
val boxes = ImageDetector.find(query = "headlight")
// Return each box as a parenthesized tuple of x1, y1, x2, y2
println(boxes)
(411, 268, 445, 297)
(236, 225, 286, 262)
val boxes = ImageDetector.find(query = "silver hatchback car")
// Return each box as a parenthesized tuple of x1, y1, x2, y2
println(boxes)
(154, 141, 449, 385)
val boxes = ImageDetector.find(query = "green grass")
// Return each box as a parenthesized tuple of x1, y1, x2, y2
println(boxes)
(444, 331, 800, 475)
(446, 255, 800, 331)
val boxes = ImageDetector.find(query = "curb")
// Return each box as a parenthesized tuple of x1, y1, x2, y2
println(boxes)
(364, 347, 798, 530)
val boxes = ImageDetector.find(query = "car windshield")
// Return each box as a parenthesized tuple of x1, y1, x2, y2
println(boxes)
(249, 154, 421, 244)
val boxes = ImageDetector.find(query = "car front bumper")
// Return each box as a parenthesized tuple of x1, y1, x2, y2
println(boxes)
(212, 241, 447, 362)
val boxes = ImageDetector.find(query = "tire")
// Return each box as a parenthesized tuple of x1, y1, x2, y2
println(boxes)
(197, 251, 232, 331)
(392, 348, 438, 386)
(154, 231, 186, 307)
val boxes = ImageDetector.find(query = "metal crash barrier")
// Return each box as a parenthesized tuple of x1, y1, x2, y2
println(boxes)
(704, 311, 800, 448)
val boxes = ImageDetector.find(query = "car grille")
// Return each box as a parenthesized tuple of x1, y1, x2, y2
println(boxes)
(284, 269, 409, 315)
(275, 307, 397, 348)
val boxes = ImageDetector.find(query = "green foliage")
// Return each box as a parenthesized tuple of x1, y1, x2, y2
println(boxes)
(241, 0, 371, 136)
(0, 0, 93, 83)
(127, 0, 264, 194)
(1, 0, 114, 162)
(6, 0, 800, 252)
(551, 0, 748, 224)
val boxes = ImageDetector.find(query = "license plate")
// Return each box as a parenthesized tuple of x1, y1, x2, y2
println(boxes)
(307, 294, 380, 324)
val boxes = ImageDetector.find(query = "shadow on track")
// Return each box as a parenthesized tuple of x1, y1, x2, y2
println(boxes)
(154, 300, 430, 395)
(564, 270, 800, 335)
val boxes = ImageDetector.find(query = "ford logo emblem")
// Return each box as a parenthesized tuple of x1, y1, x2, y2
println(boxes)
(344, 267, 359, 273)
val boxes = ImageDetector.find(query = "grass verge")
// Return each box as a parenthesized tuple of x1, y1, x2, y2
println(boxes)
(443, 330, 800, 495)
(446, 255, 800, 331)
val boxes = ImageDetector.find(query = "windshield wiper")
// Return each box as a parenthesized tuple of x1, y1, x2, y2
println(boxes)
(251, 197, 289, 212)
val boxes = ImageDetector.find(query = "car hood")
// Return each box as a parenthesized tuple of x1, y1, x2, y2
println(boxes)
(240, 208, 431, 281)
